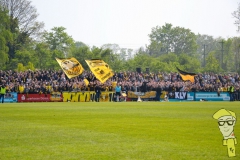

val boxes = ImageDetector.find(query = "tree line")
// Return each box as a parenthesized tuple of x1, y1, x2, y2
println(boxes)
(0, 0, 240, 74)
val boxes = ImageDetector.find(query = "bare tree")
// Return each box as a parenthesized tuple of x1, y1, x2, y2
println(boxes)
(232, 3, 240, 32)
(0, 0, 44, 39)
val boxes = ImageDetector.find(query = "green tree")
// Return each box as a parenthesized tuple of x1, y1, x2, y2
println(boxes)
(147, 40, 163, 57)
(0, 0, 44, 61)
(25, 62, 35, 70)
(232, 37, 240, 72)
(49, 50, 64, 69)
(222, 38, 235, 72)
(148, 23, 172, 56)
(43, 27, 74, 58)
(0, 5, 11, 69)
(71, 45, 92, 70)
(38, 27, 76, 70)
(196, 34, 220, 67)
(119, 48, 128, 61)
(91, 46, 121, 70)
(204, 51, 221, 73)
(172, 26, 197, 55)
(101, 44, 120, 53)
(127, 48, 134, 60)
(16, 63, 25, 72)
(148, 23, 197, 56)
(178, 53, 201, 72)
(126, 51, 152, 72)
(148, 60, 170, 73)
(108, 53, 122, 71)
(75, 41, 88, 48)
(159, 53, 178, 64)
(34, 42, 51, 69)
(7, 44, 36, 71)
(14, 49, 33, 66)
(101, 44, 134, 70)
(90, 46, 103, 59)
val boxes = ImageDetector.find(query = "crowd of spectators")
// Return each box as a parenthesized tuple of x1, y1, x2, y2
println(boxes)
(0, 69, 240, 100)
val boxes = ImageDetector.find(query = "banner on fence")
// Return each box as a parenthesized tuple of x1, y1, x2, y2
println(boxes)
(10, 91, 233, 102)
(18, 94, 51, 102)
(127, 91, 156, 99)
(3, 92, 17, 103)
(186, 92, 230, 101)
(160, 91, 187, 100)
(62, 91, 115, 102)
(18, 92, 63, 102)
(50, 92, 63, 102)
(195, 92, 230, 101)
(187, 92, 194, 101)
(160, 91, 167, 99)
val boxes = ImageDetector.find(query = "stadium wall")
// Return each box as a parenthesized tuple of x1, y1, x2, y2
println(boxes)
(2, 91, 231, 103)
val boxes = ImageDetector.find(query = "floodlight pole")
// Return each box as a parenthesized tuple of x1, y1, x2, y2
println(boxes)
(203, 44, 207, 67)
(219, 40, 224, 68)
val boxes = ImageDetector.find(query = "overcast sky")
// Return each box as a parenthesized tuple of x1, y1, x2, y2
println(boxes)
(31, 0, 239, 49)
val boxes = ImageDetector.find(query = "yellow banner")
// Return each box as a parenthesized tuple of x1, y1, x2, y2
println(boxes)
(62, 91, 115, 102)
(56, 57, 84, 79)
(85, 59, 114, 83)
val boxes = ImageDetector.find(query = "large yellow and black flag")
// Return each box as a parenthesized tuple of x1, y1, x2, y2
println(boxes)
(56, 57, 84, 79)
(85, 59, 114, 83)
(176, 67, 196, 83)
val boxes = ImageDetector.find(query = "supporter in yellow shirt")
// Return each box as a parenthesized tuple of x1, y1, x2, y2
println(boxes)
(18, 83, 25, 93)
(46, 83, 52, 93)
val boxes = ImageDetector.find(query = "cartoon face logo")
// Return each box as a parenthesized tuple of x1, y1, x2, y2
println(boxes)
(218, 115, 236, 137)
(61, 59, 79, 71)
(60, 58, 83, 76)
(213, 109, 236, 138)
(213, 109, 237, 157)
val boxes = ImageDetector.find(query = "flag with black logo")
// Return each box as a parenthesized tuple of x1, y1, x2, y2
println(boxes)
(176, 67, 196, 83)
(56, 57, 84, 79)
(85, 59, 114, 83)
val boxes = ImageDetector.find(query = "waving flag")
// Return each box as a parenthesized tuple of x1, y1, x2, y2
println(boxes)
(176, 67, 196, 83)
(85, 59, 114, 83)
(56, 57, 84, 79)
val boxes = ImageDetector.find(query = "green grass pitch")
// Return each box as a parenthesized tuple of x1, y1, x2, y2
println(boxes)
(0, 102, 240, 160)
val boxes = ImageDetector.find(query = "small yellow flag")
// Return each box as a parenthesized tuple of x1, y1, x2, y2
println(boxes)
(85, 59, 114, 83)
(83, 78, 89, 86)
(56, 57, 84, 79)
(176, 67, 196, 83)
(180, 74, 195, 83)
(112, 81, 117, 89)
